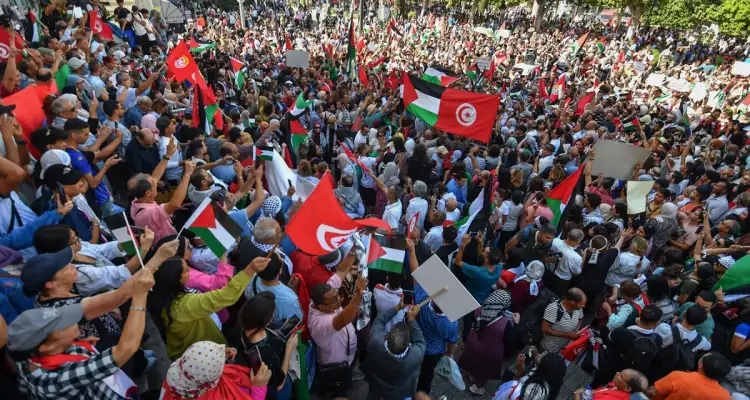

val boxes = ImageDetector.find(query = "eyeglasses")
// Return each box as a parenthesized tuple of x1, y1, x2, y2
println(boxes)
(70, 237, 81, 246)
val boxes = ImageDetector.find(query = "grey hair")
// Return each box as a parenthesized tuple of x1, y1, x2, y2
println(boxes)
(254, 217, 279, 242)
(137, 96, 152, 106)
(51, 97, 73, 115)
(413, 180, 428, 197)
(386, 322, 411, 355)
(567, 229, 584, 244)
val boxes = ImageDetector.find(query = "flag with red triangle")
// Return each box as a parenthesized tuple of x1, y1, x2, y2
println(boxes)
(483, 60, 496, 80)
(364, 234, 406, 274)
(290, 119, 308, 153)
(546, 164, 585, 229)
(549, 75, 566, 103)
(286, 172, 391, 255)
(387, 17, 403, 37)
(539, 79, 550, 99)
(182, 197, 243, 257)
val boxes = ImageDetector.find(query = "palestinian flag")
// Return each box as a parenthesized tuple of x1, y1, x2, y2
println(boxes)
(290, 119, 308, 153)
(596, 38, 606, 53)
(346, 17, 356, 79)
(290, 92, 313, 117)
(618, 91, 633, 102)
(546, 164, 585, 228)
(27, 10, 44, 43)
(539, 79, 550, 99)
(466, 64, 479, 82)
(229, 57, 245, 91)
(103, 212, 139, 256)
(421, 67, 458, 86)
(713, 255, 750, 298)
(401, 72, 500, 143)
(365, 234, 406, 274)
(54, 64, 71, 94)
(256, 146, 275, 161)
(570, 32, 589, 56)
(387, 17, 403, 37)
(189, 37, 217, 53)
(192, 83, 210, 136)
(183, 198, 243, 258)
(624, 117, 641, 132)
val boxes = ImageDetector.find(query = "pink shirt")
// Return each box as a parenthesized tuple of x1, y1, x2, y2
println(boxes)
(307, 274, 357, 365)
(185, 262, 234, 323)
(130, 201, 177, 242)
(520, 205, 554, 230)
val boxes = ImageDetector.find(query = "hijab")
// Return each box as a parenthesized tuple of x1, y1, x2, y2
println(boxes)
(513, 260, 544, 296)
(472, 289, 511, 332)
(162, 341, 254, 400)
(378, 162, 400, 187)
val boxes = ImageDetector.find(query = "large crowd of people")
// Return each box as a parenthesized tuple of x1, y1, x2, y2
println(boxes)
(0, 1, 749, 399)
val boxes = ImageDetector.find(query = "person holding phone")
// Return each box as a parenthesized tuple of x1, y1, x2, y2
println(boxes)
(234, 291, 299, 400)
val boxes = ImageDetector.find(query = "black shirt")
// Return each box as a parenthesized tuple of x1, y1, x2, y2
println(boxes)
(125, 139, 160, 175)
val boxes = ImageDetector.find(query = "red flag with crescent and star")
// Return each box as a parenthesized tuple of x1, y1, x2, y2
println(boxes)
(89, 10, 113, 41)
(166, 41, 206, 87)
(286, 172, 391, 255)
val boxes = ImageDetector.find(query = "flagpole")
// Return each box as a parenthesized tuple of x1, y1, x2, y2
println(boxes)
(122, 211, 146, 270)
(266, 233, 285, 257)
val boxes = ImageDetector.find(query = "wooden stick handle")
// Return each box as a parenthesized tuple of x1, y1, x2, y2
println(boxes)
(265, 233, 285, 258)
(418, 286, 448, 308)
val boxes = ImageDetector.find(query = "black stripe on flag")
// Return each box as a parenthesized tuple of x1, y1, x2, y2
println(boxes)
(103, 213, 128, 230)
(212, 202, 244, 238)
(375, 234, 406, 250)
(408, 74, 446, 99)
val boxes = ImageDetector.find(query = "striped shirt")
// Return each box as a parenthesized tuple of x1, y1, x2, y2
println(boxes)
(540, 301, 583, 353)
(415, 283, 458, 355)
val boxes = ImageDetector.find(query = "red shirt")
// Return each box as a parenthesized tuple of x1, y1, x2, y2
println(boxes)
(587, 185, 615, 206)
(290, 250, 334, 290)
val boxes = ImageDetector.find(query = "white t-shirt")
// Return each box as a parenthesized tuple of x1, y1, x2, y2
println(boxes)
(381, 201, 402, 230)
(500, 200, 524, 231)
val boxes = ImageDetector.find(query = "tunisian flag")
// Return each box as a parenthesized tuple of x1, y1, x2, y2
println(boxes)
(166, 42, 206, 87)
(89, 10, 113, 40)
(401, 72, 499, 143)
(286, 172, 391, 255)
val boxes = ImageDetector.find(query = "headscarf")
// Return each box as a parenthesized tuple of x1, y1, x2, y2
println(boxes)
(659, 202, 678, 220)
(258, 96, 270, 122)
(513, 260, 544, 296)
(378, 162, 400, 187)
(261, 196, 282, 218)
(163, 341, 254, 400)
(473, 289, 511, 332)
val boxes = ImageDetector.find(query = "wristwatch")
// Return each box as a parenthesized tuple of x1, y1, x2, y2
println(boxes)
(162, 155, 170, 161)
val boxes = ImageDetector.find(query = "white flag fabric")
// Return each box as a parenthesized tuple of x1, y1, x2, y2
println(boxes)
(264, 149, 316, 201)
(455, 189, 484, 245)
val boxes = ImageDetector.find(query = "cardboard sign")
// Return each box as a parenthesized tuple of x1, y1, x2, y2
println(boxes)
(668, 77, 690, 93)
(591, 140, 652, 181)
(411, 255, 480, 322)
(732, 61, 750, 76)
(285, 50, 310, 69)
(645, 73, 665, 87)
(689, 82, 708, 101)
(626, 181, 655, 214)
(497, 29, 511, 39)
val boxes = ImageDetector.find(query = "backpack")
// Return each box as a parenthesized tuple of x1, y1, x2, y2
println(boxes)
(654, 325, 702, 378)
(622, 331, 660, 373)
(514, 287, 560, 349)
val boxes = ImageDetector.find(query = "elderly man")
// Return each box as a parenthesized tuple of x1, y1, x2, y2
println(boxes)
(156, 116, 185, 185)
(363, 304, 425, 400)
(116, 70, 160, 110)
(129, 154, 195, 241)
(50, 96, 81, 130)
(211, 143, 241, 185)
(126, 128, 160, 175)
(242, 217, 294, 283)
(124, 96, 152, 128)
(574, 369, 648, 400)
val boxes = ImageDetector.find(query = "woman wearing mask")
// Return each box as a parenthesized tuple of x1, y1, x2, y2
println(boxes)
(233, 291, 299, 400)
(161, 341, 271, 400)
(459, 289, 516, 395)
(147, 253, 270, 359)
(493, 351, 567, 400)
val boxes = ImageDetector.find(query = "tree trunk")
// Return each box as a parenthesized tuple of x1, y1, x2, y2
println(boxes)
(533, 0, 545, 31)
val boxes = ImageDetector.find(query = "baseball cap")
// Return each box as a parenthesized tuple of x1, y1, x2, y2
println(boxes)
(67, 57, 85, 70)
(44, 164, 85, 186)
(39, 149, 72, 179)
(7, 303, 83, 352)
(21, 247, 74, 297)
(436, 146, 449, 156)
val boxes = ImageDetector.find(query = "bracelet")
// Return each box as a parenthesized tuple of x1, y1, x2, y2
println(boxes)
(162, 155, 170, 161)
(14, 139, 26, 145)
(130, 306, 146, 312)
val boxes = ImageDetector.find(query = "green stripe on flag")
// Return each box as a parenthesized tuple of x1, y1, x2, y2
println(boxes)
(547, 198, 564, 228)
(291, 134, 307, 152)
(189, 227, 231, 257)
(121, 240, 139, 256)
(421, 74, 442, 86)
(405, 103, 438, 126)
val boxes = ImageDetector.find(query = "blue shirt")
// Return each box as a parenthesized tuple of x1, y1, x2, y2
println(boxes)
(211, 164, 237, 185)
(415, 283, 458, 355)
(246, 279, 303, 321)
(446, 178, 467, 208)
(66, 148, 110, 205)
(461, 263, 502, 304)
(124, 105, 146, 128)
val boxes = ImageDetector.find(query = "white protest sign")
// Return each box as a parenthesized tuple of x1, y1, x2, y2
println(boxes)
(707, 90, 725, 109)
(73, 7, 84, 18)
(498, 29, 511, 38)
(668, 77, 691, 93)
(412, 255, 480, 322)
(591, 140, 652, 181)
(285, 50, 310, 69)
(645, 73, 665, 87)
(627, 181, 655, 214)
(732, 61, 750, 76)
(477, 57, 491, 70)
(689, 82, 708, 102)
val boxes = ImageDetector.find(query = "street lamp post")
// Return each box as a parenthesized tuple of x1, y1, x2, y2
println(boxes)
(238, 0, 246, 29)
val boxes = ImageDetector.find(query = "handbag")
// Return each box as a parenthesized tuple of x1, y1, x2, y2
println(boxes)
(315, 327, 352, 393)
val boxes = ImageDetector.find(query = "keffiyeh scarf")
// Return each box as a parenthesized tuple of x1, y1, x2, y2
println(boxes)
(473, 289, 511, 332)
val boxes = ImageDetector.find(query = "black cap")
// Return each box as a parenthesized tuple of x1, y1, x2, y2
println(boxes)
(45, 164, 85, 185)
(21, 247, 74, 297)
(0, 104, 16, 116)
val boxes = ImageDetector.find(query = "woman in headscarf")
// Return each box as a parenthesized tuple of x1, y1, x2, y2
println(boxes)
(374, 162, 402, 217)
(508, 260, 545, 314)
(161, 341, 271, 400)
(256, 96, 271, 122)
(458, 289, 514, 396)
(645, 202, 679, 260)
(334, 173, 364, 218)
